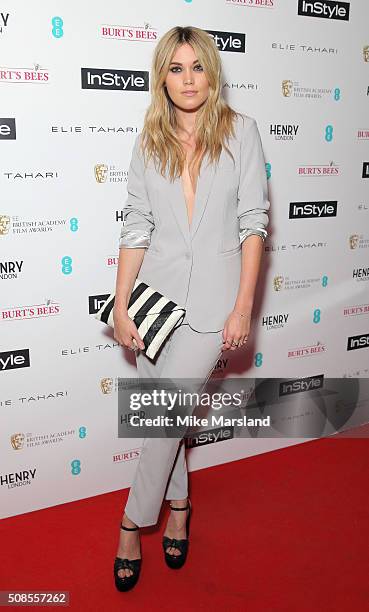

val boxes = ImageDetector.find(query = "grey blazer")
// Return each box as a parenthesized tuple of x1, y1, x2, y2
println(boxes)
(119, 113, 270, 333)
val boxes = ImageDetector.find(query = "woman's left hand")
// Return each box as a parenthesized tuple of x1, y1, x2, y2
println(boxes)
(222, 309, 252, 352)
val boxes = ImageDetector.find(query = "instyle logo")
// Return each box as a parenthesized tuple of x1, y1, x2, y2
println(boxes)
(0, 349, 30, 372)
(347, 333, 369, 351)
(185, 426, 233, 448)
(205, 30, 245, 53)
(280, 375, 324, 396)
(81, 68, 149, 91)
(362, 162, 369, 178)
(297, 0, 350, 21)
(89, 294, 110, 314)
(0, 118, 16, 139)
(289, 201, 337, 219)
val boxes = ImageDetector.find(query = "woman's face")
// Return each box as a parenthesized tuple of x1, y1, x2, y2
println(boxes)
(164, 43, 209, 113)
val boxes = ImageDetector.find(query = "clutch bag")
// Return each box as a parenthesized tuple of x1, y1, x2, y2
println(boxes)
(94, 278, 186, 360)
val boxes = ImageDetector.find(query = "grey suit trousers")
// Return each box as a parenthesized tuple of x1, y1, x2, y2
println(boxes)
(124, 314, 224, 527)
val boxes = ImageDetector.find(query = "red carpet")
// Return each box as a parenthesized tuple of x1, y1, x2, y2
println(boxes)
(2, 434, 368, 611)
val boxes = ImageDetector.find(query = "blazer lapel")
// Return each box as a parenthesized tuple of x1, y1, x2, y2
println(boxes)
(170, 153, 217, 249)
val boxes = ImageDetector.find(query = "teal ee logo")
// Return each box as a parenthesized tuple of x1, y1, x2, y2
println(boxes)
(255, 352, 263, 367)
(333, 88, 341, 101)
(313, 308, 321, 324)
(52, 16, 64, 38)
(70, 217, 79, 232)
(79, 427, 87, 439)
(321, 275, 328, 287)
(71, 459, 81, 475)
(265, 162, 271, 179)
(325, 125, 333, 142)
(61, 256, 72, 275)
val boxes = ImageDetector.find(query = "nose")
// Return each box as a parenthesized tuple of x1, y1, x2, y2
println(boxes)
(183, 68, 194, 85)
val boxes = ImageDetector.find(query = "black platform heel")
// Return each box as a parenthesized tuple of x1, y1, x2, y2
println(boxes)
(162, 499, 192, 569)
(114, 524, 142, 592)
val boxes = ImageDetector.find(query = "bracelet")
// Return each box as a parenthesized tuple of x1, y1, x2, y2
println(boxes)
(233, 310, 251, 318)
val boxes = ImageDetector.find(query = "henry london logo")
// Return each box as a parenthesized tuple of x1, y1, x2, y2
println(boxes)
(270, 124, 299, 141)
(273, 275, 324, 291)
(272, 41, 338, 56)
(0, 12, 9, 34)
(1, 299, 60, 320)
(10, 430, 75, 451)
(288, 341, 326, 359)
(280, 374, 324, 396)
(298, 161, 340, 176)
(297, 0, 350, 21)
(225, 0, 275, 9)
(348, 234, 369, 250)
(94, 163, 128, 184)
(352, 268, 369, 282)
(347, 333, 369, 351)
(0, 64, 49, 83)
(282, 79, 339, 101)
(81, 68, 149, 91)
(113, 448, 141, 463)
(362, 162, 369, 178)
(205, 30, 246, 53)
(0, 214, 69, 237)
(0, 118, 16, 139)
(0, 468, 36, 489)
(0, 260, 23, 280)
(100, 22, 158, 41)
(343, 303, 369, 317)
(289, 201, 337, 219)
(0, 348, 30, 372)
(262, 312, 290, 330)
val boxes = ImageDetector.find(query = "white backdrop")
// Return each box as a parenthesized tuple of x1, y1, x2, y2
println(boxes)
(1, 0, 369, 519)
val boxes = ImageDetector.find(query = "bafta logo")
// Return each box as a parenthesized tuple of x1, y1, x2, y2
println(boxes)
(349, 234, 359, 250)
(95, 164, 108, 184)
(363, 46, 369, 63)
(0, 214, 11, 235)
(273, 275, 284, 291)
(282, 80, 293, 97)
(11, 433, 25, 450)
(101, 377, 113, 394)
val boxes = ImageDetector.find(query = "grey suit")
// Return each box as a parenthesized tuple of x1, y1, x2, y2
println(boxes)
(119, 113, 270, 333)
(119, 113, 270, 527)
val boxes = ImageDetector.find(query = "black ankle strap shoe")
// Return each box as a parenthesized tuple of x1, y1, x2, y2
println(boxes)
(162, 499, 192, 569)
(114, 523, 142, 591)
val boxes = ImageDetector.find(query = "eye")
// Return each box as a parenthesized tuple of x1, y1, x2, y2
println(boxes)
(194, 64, 203, 71)
(169, 66, 182, 73)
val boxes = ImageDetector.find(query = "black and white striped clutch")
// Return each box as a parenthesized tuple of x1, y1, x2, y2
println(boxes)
(94, 278, 186, 360)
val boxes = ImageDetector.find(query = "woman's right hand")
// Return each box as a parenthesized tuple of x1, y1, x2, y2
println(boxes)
(113, 309, 145, 352)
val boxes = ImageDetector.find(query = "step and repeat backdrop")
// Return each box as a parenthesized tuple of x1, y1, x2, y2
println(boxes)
(1, 1, 369, 518)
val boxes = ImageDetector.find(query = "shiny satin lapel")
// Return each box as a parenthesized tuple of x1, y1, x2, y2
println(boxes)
(171, 153, 216, 249)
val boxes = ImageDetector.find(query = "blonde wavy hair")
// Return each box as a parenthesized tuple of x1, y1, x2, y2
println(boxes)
(140, 25, 239, 181)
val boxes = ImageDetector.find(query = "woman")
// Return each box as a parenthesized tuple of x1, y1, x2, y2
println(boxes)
(112, 25, 270, 591)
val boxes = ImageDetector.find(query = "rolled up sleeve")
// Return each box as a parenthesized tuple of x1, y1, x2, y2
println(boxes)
(237, 117, 270, 244)
(119, 134, 155, 249)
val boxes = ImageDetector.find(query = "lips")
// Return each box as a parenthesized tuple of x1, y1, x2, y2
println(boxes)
(182, 91, 197, 96)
